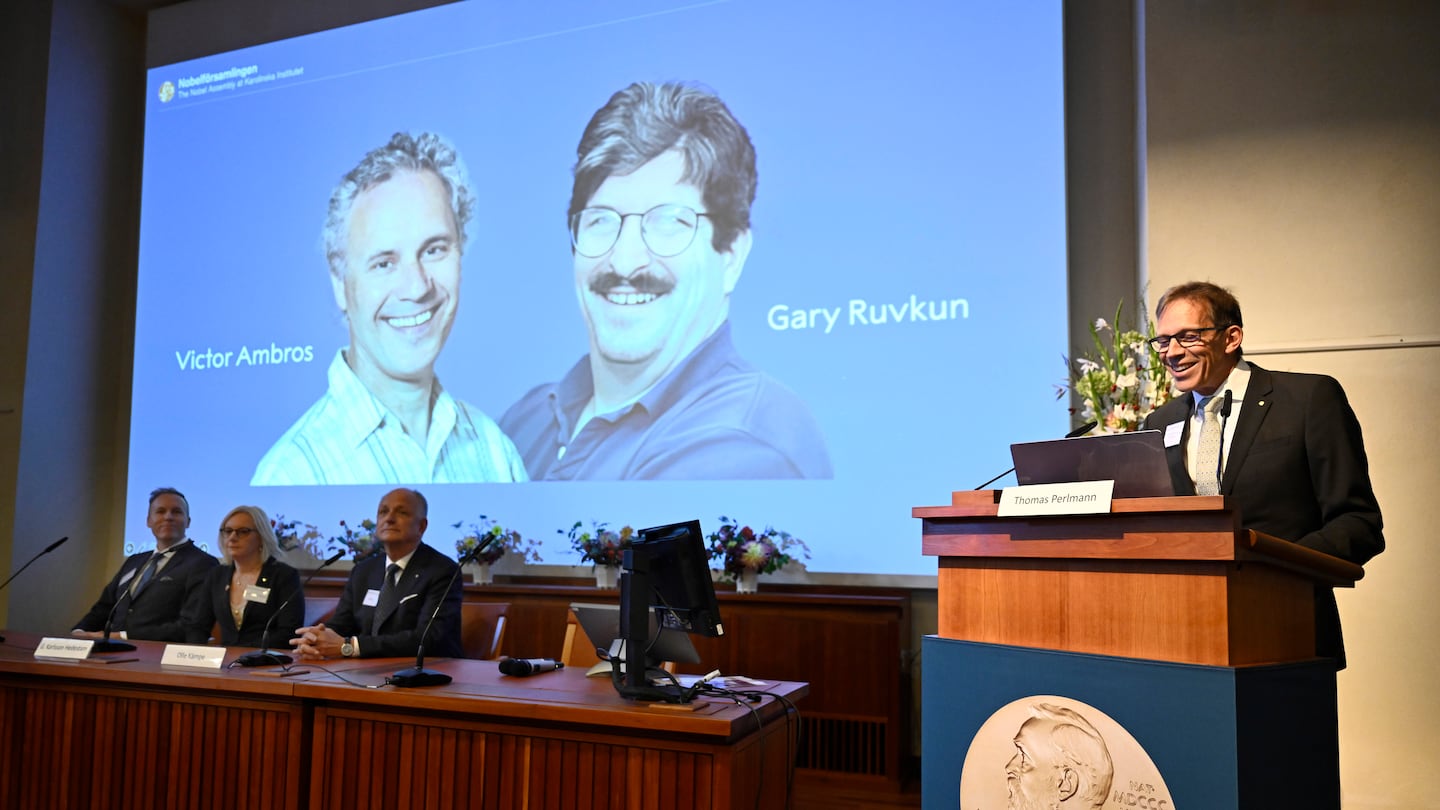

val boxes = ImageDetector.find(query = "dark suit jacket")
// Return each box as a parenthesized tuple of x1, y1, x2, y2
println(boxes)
(1142, 363, 1385, 666)
(181, 557, 305, 648)
(73, 540, 219, 642)
(325, 542, 463, 659)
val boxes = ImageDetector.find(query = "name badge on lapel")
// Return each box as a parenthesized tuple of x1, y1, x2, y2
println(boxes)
(1164, 421, 1184, 448)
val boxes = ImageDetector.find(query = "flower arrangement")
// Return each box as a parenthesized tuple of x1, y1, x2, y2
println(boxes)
(562, 520, 634, 567)
(328, 518, 380, 559)
(706, 516, 810, 580)
(271, 513, 323, 557)
(453, 516, 543, 566)
(1059, 299, 1175, 433)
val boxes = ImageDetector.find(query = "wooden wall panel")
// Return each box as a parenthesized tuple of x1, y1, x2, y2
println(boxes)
(0, 684, 21, 810)
(307, 704, 800, 810)
(5, 682, 303, 810)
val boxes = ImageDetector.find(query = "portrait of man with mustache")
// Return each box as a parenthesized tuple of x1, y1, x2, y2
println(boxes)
(500, 81, 832, 481)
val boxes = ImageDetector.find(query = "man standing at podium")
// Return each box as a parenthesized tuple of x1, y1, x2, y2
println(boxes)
(1141, 281, 1384, 667)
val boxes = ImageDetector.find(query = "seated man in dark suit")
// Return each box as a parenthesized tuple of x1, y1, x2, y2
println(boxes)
(1140, 281, 1384, 667)
(290, 487, 462, 659)
(72, 486, 219, 642)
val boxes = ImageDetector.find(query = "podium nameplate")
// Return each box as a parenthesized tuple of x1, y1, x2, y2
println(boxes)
(997, 481, 1114, 516)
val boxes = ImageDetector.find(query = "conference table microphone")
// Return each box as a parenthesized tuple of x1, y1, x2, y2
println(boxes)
(387, 533, 500, 688)
(499, 658, 564, 677)
(973, 420, 1098, 489)
(95, 585, 138, 653)
(0, 536, 68, 644)
(235, 549, 347, 667)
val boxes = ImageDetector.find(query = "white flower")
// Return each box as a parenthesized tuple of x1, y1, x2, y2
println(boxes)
(1066, 301, 1176, 432)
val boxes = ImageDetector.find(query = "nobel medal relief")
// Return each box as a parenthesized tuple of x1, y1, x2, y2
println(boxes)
(959, 695, 1174, 810)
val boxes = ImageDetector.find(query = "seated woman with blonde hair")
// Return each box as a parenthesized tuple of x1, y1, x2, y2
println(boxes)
(183, 505, 304, 647)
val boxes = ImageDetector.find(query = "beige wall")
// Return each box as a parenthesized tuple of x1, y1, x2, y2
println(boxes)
(1145, 2, 1440, 806)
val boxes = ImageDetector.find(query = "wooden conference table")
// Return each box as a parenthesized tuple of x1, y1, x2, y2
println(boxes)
(0, 631, 806, 810)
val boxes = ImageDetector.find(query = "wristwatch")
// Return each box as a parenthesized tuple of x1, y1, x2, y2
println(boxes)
(340, 637, 356, 658)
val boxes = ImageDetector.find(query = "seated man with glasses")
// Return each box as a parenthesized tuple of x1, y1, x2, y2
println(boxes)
(1140, 281, 1384, 668)
(72, 487, 219, 643)
(500, 81, 832, 480)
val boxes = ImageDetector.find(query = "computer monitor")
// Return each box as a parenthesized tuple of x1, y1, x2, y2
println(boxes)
(569, 602, 701, 671)
(616, 519, 725, 703)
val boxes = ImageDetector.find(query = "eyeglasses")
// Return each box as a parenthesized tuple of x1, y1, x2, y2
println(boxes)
(220, 527, 256, 539)
(1147, 326, 1225, 351)
(569, 204, 712, 258)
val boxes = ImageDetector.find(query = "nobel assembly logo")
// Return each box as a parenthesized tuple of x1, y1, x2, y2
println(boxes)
(161, 64, 301, 101)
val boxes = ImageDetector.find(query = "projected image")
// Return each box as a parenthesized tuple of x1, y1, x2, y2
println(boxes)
(500, 81, 832, 481)
(130, 0, 1068, 577)
(250, 132, 527, 486)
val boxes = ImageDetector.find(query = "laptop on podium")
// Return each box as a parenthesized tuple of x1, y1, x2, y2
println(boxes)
(1010, 429, 1176, 498)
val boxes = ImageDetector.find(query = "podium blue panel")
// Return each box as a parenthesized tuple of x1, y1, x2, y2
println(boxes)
(922, 636, 1338, 810)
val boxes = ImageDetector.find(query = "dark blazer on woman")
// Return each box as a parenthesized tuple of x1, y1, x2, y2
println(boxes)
(183, 557, 305, 648)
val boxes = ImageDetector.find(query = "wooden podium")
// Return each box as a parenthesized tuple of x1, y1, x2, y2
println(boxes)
(915, 490, 1363, 809)
(916, 490, 1362, 666)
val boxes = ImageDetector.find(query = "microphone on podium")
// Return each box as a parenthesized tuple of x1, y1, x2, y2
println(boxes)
(1211, 389, 1234, 488)
(974, 420, 1098, 489)
(386, 533, 501, 688)
(234, 549, 346, 667)
(0, 536, 69, 644)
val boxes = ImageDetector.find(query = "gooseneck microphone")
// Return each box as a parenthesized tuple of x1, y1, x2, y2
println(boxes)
(1213, 389, 1233, 489)
(0, 536, 68, 643)
(974, 420, 1098, 489)
(387, 533, 500, 688)
(0, 536, 68, 593)
(498, 657, 564, 677)
(234, 550, 346, 667)
(95, 577, 139, 653)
